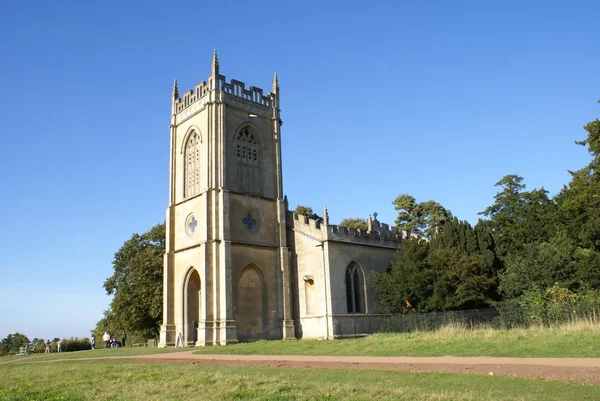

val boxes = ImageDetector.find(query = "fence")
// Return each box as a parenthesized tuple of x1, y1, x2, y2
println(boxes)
(376, 303, 600, 334)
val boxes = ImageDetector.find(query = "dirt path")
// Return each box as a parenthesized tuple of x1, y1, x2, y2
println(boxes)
(135, 352, 600, 385)
(5, 352, 600, 385)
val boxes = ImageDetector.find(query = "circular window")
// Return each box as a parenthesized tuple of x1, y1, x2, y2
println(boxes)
(242, 211, 259, 233)
(185, 214, 198, 236)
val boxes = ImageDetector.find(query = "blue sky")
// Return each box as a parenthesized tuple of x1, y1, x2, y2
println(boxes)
(1, 0, 598, 341)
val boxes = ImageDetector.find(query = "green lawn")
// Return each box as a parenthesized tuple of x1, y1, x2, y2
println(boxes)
(1, 358, 599, 401)
(193, 321, 600, 357)
(0, 346, 190, 364)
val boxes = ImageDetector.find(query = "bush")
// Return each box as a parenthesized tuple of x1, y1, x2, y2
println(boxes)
(61, 337, 92, 352)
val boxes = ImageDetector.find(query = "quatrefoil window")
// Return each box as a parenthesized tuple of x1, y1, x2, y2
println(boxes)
(185, 214, 197, 236)
(243, 211, 259, 232)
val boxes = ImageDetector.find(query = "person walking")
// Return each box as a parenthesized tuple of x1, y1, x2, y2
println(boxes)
(90, 334, 96, 350)
(102, 332, 110, 349)
(57, 339, 62, 353)
(121, 330, 127, 348)
(45, 339, 51, 353)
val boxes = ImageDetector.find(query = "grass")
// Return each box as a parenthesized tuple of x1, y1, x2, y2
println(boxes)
(192, 320, 600, 357)
(1, 358, 599, 400)
(0, 346, 190, 365)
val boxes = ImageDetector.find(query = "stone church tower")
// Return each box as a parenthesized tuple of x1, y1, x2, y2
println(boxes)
(159, 52, 295, 346)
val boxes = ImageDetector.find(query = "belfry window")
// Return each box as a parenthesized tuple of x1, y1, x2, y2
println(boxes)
(236, 127, 261, 194)
(345, 263, 365, 313)
(184, 132, 201, 197)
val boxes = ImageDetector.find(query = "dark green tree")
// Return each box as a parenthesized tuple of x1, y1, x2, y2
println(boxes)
(393, 194, 452, 238)
(479, 175, 556, 259)
(294, 205, 323, 223)
(372, 237, 432, 313)
(0, 333, 29, 356)
(427, 218, 500, 310)
(339, 217, 368, 231)
(99, 222, 165, 339)
(555, 118, 600, 289)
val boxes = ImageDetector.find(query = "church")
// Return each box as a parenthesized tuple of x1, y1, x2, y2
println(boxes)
(159, 53, 403, 347)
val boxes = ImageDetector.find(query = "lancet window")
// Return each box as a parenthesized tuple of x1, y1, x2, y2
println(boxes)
(236, 127, 261, 195)
(345, 263, 365, 313)
(184, 132, 201, 198)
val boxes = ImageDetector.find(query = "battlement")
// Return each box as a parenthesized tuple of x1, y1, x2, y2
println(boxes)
(327, 224, 402, 246)
(174, 75, 274, 115)
(174, 81, 211, 113)
(287, 211, 402, 249)
(219, 76, 274, 107)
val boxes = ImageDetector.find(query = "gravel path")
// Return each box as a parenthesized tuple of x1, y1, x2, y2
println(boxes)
(135, 352, 600, 385)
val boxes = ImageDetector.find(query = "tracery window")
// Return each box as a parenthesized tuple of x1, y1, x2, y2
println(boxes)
(345, 263, 365, 313)
(184, 132, 201, 197)
(236, 127, 261, 194)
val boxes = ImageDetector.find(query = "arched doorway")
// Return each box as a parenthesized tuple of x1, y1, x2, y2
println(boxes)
(236, 264, 266, 341)
(184, 269, 201, 345)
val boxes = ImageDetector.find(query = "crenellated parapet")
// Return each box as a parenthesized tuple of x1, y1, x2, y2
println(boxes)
(326, 224, 402, 248)
(174, 81, 211, 113)
(287, 211, 402, 249)
(173, 76, 275, 115)
(219, 77, 274, 107)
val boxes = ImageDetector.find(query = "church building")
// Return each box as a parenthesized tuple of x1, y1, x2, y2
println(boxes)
(159, 53, 402, 347)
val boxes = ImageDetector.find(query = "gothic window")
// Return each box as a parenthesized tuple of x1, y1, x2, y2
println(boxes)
(345, 263, 365, 313)
(184, 132, 201, 198)
(236, 127, 261, 195)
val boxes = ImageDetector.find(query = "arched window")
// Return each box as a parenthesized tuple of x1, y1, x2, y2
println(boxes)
(236, 127, 261, 195)
(345, 263, 365, 313)
(184, 132, 200, 197)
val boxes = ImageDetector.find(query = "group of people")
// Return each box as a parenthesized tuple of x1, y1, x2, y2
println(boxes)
(89, 330, 126, 349)
(43, 339, 62, 353)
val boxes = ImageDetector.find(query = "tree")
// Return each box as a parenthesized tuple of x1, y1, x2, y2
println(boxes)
(479, 175, 556, 259)
(294, 205, 323, 223)
(339, 217, 367, 231)
(427, 218, 500, 310)
(99, 223, 165, 339)
(554, 118, 600, 289)
(372, 237, 432, 313)
(393, 194, 452, 238)
(0, 333, 29, 356)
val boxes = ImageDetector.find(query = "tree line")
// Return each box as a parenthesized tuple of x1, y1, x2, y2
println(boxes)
(374, 117, 600, 313)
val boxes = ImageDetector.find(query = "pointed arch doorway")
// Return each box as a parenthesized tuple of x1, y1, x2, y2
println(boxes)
(184, 269, 201, 345)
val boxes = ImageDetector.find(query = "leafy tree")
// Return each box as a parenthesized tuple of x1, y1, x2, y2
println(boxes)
(294, 205, 323, 223)
(478, 175, 559, 299)
(99, 223, 165, 339)
(393, 194, 452, 238)
(555, 118, 600, 289)
(339, 217, 368, 231)
(427, 218, 500, 310)
(479, 175, 556, 258)
(372, 237, 432, 313)
(0, 333, 29, 356)
(373, 218, 500, 312)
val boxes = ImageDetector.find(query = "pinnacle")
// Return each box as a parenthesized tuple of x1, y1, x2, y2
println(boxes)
(172, 79, 179, 99)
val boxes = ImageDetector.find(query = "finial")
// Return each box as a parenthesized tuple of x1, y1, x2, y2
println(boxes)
(172, 79, 179, 100)
(211, 50, 220, 78)
(373, 212, 378, 221)
(367, 214, 373, 231)
(323, 206, 329, 225)
(272, 72, 279, 92)
(284, 194, 288, 204)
